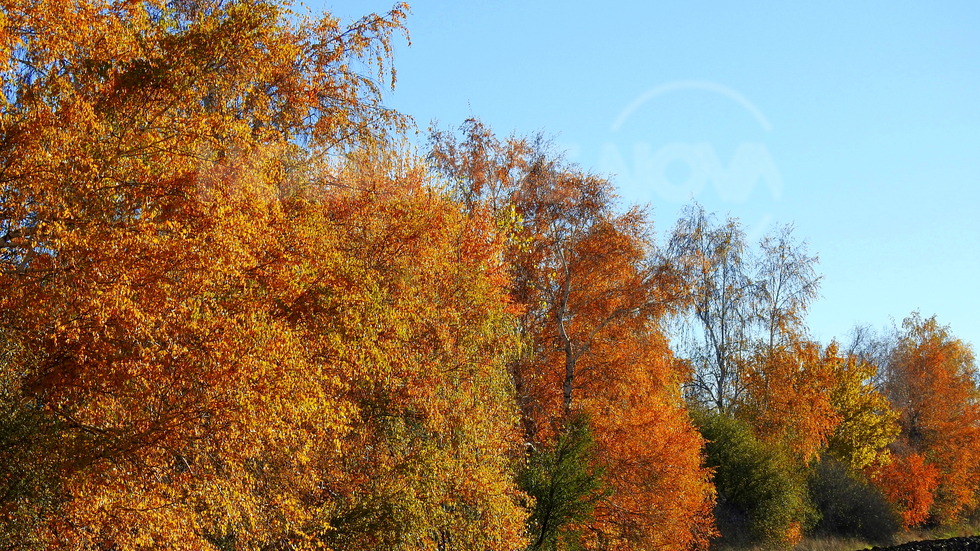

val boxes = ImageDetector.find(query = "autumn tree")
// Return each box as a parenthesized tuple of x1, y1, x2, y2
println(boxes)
(667, 205, 820, 418)
(753, 225, 821, 348)
(300, 148, 528, 550)
(430, 119, 715, 550)
(667, 207, 899, 546)
(668, 206, 838, 463)
(0, 1, 531, 549)
(739, 339, 839, 463)
(3, 0, 409, 542)
(871, 452, 940, 529)
(880, 313, 980, 525)
(824, 342, 899, 471)
(669, 206, 822, 416)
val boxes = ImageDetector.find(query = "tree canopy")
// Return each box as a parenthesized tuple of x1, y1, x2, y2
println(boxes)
(1, 1, 977, 549)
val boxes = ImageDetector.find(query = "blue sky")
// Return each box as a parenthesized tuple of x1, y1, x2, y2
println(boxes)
(317, 1, 980, 350)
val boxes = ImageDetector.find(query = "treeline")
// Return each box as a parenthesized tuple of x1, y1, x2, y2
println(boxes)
(0, 1, 976, 550)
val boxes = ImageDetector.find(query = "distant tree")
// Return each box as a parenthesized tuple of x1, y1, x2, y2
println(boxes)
(668, 206, 821, 415)
(668, 205, 753, 412)
(845, 324, 898, 380)
(753, 224, 821, 352)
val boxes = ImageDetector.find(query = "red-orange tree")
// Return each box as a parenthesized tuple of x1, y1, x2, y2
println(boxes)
(871, 452, 940, 529)
(881, 313, 980, 525)
(430, 120, 715, 550)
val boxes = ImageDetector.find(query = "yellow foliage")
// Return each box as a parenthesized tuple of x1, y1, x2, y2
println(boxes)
(825, 342, 900, 470)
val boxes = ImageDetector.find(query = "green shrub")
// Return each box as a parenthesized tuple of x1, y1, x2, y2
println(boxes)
(808, 456, 900, 544)
(693, 409, 811, 547)
(518, 416, 610, 551)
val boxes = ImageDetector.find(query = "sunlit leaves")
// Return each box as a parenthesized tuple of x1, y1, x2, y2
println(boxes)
(882, 313, 980, 525)
(825, 344, 899, 471)
(430, 120, 715, 550)
(3, 0, 978, 547)
(0, 0, 529, 547)
(871, 453, 940, 529)
(740, 339, 840, 463)
(306, 149, 528, 550)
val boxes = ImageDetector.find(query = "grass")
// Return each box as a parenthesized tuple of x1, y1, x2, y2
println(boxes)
(789, 521, 980, 551)
(792, 536, 876, 551)
(713, 536, 876, 551)
(712, 521, 980, 551)
(892, 521, 980, 543)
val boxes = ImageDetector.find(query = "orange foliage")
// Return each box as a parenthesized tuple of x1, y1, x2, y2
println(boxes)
(299, 151, 529, 550)
(740, 339, 841, 463)
(0, 1, 531, 548)
(430, 120, 715, 550)
(580, 333, 716, 550)
(0, 0, 405, 543)
(12, 0, 979, 546)
(870, 453, 939, 529)
(744, 339, 899, 471)
(885, 313, 980, 524)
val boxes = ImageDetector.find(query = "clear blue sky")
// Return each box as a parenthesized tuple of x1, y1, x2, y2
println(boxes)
(317, 1, 980, 350)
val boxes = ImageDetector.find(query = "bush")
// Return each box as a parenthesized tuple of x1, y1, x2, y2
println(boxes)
(518, 416, 610, 551)
(808, 456, 901, 544)
(694, 409, 811, 547)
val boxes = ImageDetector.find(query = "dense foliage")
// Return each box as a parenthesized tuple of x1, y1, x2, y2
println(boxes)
(694, 409, 811, 547)
(1, 0, 977, 549)
(808, 457, 901, 543)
